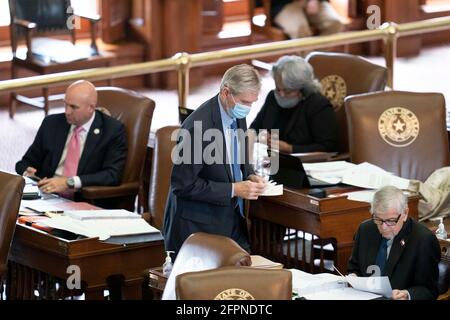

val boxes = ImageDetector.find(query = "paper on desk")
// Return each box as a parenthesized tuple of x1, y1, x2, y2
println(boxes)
(342, 172, 410, 190)
(344, 190, 377, 203)
(303, 287, 382, 300)
(64, 209, 141, 220)
(261, 181, 283, 196)
(346, 275, 392, 298)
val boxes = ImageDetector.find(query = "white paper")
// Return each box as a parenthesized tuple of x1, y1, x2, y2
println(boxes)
(345, 190, 377, 203)
(64, 209, 141, 220)
(345, 275, 393, 298)
(261, 183, 283, 196)
(303, 287, 382, 300)
(342, 173, 410, 190)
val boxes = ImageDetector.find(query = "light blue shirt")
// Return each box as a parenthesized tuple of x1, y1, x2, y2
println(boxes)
(218, 96, 241, 198)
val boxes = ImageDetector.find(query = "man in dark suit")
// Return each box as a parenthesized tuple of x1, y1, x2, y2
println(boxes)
(16, 80, 127, 196)
(163, 64, 266, 256)
(348, 186, 441, 300)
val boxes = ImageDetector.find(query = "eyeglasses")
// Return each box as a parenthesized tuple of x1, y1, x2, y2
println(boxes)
(372, 214, 402, 227)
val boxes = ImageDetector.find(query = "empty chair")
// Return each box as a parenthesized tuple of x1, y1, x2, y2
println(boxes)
(143, 126, 180, 230)
(176, 266, 292, 300)
(345, 91, 449, 181)
(0, 172, 25, 279)
(306, 51, 387, 156)
(162, 232, 251, 300)
(81, 87, 155, 211)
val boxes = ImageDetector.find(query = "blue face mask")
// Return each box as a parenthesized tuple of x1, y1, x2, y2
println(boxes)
(274, 91, 301, 109)
(229, 94, 251, 119)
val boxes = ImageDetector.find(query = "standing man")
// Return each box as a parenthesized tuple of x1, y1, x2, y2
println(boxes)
(16, 80, 127, 197)
(163, 64, 266, 256)
(348, 186, 441, 300)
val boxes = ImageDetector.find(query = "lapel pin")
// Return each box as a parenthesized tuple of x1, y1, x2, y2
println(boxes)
(94, 128, 100, 135)
(400, 239, 405, 246)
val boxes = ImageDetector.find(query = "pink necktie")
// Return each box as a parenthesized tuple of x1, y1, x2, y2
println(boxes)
(63, 126, 84, 178)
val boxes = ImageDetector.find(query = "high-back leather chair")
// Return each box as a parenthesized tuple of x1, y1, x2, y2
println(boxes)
(143, 126, 180, 230)
(176, 266, 292, 300)
(306, 52, 387, 156)
(0, 171, 25, 278)
(81, 87, 155, 211)
(345, 91, 449, 181)
(162, 232, 251, 300)
(8, 0, 109, 118)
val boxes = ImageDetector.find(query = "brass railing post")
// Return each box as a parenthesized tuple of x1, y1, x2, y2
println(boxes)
(175, 52, 191, 124)
(381, 22, 399, 90)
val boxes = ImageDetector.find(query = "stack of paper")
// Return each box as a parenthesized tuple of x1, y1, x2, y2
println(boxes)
(250, 255, 283, 269)
(261, 180, 283, 196)
(64, 209, 141, 220)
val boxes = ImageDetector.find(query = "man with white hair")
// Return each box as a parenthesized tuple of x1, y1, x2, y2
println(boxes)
(164, 64, 266, 257)
(251, 55, 338, 153)
(348, 186, 441, 300)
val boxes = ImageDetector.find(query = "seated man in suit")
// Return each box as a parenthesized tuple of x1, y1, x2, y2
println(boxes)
(268, 0, 343, 39)
(348, 186, 441, 300)
(164, 64, 266, 257)
(250, 55, 338, 153)
(16, 80, 127, 197)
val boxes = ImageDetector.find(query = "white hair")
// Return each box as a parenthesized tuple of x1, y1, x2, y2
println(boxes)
(271, 55, 321, 97)
(220, 64, 262, 95)
(370, 186, 407, 216)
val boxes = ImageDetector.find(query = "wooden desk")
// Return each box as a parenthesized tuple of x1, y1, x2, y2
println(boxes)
(7, 221, 164, 300)
(249, 187, 420, 274)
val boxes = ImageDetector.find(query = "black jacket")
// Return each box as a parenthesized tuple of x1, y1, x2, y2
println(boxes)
(16, 111, 127, 187)
(250, 90, 338, 153)
(347, 218, 441, 300)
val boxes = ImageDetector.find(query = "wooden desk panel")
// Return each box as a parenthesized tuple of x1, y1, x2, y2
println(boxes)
(250, 187, 420, 274)
(8, 224, 164, 300)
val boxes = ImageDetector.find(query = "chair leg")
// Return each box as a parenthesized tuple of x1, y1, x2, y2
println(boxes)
(43, 88, 49, 115)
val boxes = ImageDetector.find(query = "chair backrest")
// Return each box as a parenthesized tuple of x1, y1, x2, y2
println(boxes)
(345, 91, 449, 181)
(438, 243, 450, 298)
(9, 0, 71, 33)
(96, 87, 155, 186)
(176, 266, 292, 300)
(306, 51, 387, 154)
(0, 171, 25, 276)
(162, 232, 251, 300)
(148, 125, 180, 230)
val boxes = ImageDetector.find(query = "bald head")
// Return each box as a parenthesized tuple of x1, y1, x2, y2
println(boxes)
(64, 80, 98, 126)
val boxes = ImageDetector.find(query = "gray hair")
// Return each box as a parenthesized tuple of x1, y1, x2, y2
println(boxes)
(271, 55, 321, 97)
(370, 186, 407, 216)
(220, 64, 262, 95)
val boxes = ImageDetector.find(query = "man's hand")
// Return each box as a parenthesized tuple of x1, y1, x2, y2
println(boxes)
(233, 180, 265, 200)
(306, 0, 320, 15)
(392, 289, 409, 300)
(38, 177, 69, 193)
(24, 167, 37, 177)
(248, 174, 266, 184)
(267, 134, 293, 153)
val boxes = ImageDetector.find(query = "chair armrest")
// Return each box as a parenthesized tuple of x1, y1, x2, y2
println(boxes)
(81, 182, 139, 200)
(290, 152, 337, 163)
(13, 18, 37, 30)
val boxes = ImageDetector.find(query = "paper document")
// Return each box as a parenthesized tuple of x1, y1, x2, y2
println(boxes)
(345, 275, 392, 298)
(261, 181, 283, 196)
(64, 209, 141, 220)
(342, 173, 410, 190)
(302, 287, 382, 300)
(250, 255, 283, 269)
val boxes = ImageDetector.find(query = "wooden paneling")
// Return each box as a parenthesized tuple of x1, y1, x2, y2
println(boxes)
(100, 0, 131, 43)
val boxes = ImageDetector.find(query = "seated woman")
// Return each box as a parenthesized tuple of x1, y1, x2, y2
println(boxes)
(250, 55, 338, 153)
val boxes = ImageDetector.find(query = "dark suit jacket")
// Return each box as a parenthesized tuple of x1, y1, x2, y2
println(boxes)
(163, 95, 254, 254)
(250, 90, 338, 152)
(347, 218, 441, 300)
(16, 111, 127, 187)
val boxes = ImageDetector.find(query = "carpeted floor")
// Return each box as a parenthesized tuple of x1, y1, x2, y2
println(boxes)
(1, 45, 449, 173)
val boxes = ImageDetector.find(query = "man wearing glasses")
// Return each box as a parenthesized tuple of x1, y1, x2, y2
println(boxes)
(347, 186, 441, 300)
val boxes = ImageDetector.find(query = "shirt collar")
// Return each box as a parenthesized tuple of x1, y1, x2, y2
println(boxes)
(218, 95, 234, 128)
(74, 111, 96, 133)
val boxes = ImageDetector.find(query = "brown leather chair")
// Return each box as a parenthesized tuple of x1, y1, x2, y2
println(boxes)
(176, 266, 292, 300)
(306, 52, 387, 157)
(0, 171, 25, 278)
(248, 0, 287, 44)
(438, 243, 450, 300)
(162, 232, 251, 300)
(345, 91, 450, 182)
(81, 87, 155, 211)
(143, 126, 180, 230)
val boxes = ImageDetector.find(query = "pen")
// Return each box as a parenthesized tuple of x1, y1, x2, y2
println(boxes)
(47, 211, 64, 214)
(24, 206, 44, 215)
